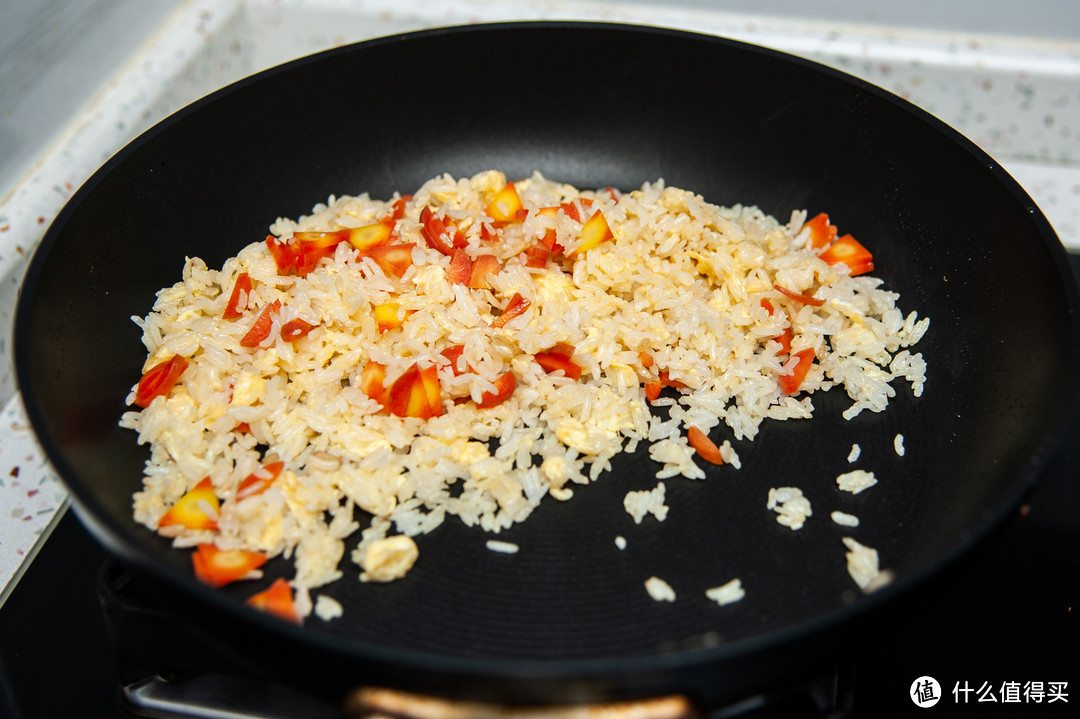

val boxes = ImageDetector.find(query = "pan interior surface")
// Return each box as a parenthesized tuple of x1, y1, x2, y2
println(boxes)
(14, 22, 1078, 687)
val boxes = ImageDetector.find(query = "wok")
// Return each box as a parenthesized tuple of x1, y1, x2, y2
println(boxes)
(14, 22, 1080, 709)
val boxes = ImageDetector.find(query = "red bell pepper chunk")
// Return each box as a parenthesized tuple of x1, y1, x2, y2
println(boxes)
(468, 254, 502, 288)
(568, 209, 614, 257)
(419, 206, 455, 256)
(524, 242, 552, 268)
(560, 202, 582, 223)
(345, 220, 395, 252)
(192, 544, 268, 588)
(359, 361, 388, 406)
(240, 300, 281, 347)
(294, 243, 334, 277)
(805, 213, 838, 249)
(773, 284, 825, 307)
(491, 292, 530, 329)
(291, 230, 347, 250)
(658, 370, 688, 389)
(223, 272, 253, 320)
(448, 247, 472, 285)
(774, 326, 794, 355)
(534, 351, 582, 380)
(779, 348, 816, 395)
(265, 235, 298, 274)
(134, 355, 189, 408)
(235, 460, 285, 501)
(687, 426, 724, 465)
(158, 477, 219, 531)
(818, 234, 874, 276)
(485, 181, 524, 224)
(246, 577, 300, 624)
(480, 223, 499, 242)
(644, 367, 686, 403)
(280, 318, 315, 342)
(374, 302, 413, 333)
(387, 363, 442, 419)
(546, 342, 576, 358)
(386, 196, 410, 222)
(476, 370, 517, 408)
(367, 243, 415, 278)
(440, 345, 470, 376)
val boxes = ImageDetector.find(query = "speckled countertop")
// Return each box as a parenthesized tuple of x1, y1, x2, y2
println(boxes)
(1, 0, 1078, 604)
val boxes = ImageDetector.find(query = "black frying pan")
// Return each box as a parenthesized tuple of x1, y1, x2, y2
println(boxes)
(14, 22, 1080, 709)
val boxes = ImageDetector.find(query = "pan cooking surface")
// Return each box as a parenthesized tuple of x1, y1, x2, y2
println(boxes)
(14, 22, 1079, 693)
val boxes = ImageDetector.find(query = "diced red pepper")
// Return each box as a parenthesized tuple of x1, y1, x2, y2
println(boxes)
(235, 422, 251, 434)
(524, 241, 552, 268)
(658, 370, 688, 389)
(468, 254, 502, 288)
(192, 543, 268, 588)
(293, 243, 332, 277)
(359, 361, 388, 406)
(387, 363, 442, 419)
(774, 326, 794, 355)
(134, 355, 189, 408)
(476, 370, 517, 408)
(491, 292, 530, 329)
(779, 348, 815, 395)
(158, 477, 219, 531)
(346, 220, 395, 252)
(246, 577, 300, 624)
(374, 302, 412, 333)
(485, 181, 523, 224)
(419, 206, 455, 256)
(386, 196, 410, 222)
(367, 243, 415, 278)
(223, 272, 253, 320)
(643, 368, 687, 403)
(440, 345, 470, 376)
(417, 364, 442, 418)
(534, 351, 582, 380)
(448, 247, 472, 285)
(568, 210, 613, 257)
(235, 460, 285, 501)
(480, 223, 499, 242)
(560, 202, 582, 223)
(805, 213, 838, 249)
(819, 234, 874, 276)
(240, 300, 281, 347)
(265, 235, 297, 274)
(687, 426, 724, 465)
(280, 318, 315, 342)
(291, 230, 346, 250)
(773, 284, 825, 307)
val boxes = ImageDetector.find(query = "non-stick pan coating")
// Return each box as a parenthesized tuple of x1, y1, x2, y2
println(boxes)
(15, 22, 1080, 704)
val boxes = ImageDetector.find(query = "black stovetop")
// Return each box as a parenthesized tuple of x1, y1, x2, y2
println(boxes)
(3, 264, 1079, 719)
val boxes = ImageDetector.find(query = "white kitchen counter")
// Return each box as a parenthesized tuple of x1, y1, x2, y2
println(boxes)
(1, 0, 1078, 604)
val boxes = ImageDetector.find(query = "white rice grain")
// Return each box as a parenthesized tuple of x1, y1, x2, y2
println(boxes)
(705, 578, 745, 606)
(645, 576, 677, 602)
(836, 469, 878, 494)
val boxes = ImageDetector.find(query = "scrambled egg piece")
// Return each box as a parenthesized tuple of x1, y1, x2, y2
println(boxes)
(360, 535, 419, 582)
